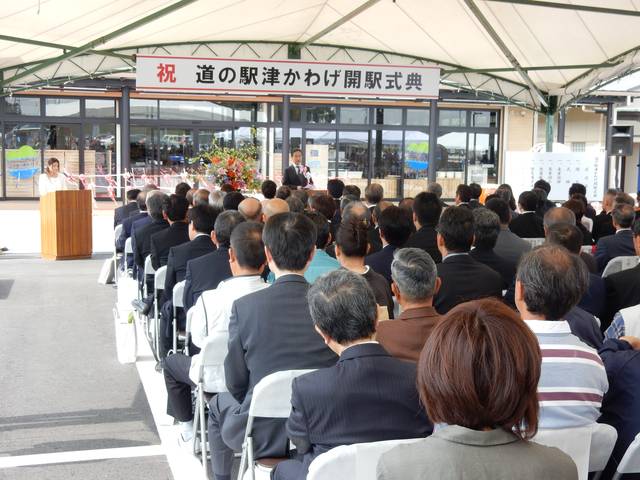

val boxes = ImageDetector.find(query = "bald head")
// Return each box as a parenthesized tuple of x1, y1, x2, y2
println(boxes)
(543, 207, 576, 230)
(238, 197, 262, 222)
(262, 198, 289, 221)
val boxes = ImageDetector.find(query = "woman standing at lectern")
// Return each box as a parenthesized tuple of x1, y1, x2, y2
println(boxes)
(38, 158, 68, 196)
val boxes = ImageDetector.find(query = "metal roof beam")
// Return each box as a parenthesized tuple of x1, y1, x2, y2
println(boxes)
(0, 34, 133, 61)
(300, 0, 381, 49)
(464, 0, 548, 108)
(443, 61, 623, 74)
(483, 0, 640, 17)
(0, 0, 197, 88)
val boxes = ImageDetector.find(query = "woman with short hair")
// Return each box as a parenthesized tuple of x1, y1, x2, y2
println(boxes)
(377, 298, 578, 480)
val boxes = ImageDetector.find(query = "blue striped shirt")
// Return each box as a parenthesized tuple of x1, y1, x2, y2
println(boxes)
(524, 320, 609, 429)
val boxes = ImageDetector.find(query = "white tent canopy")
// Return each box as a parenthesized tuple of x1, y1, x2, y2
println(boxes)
(1, 0, 639, 110)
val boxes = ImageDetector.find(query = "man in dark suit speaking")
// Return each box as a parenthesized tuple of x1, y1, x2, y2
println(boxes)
(282, 148, 313, 189)
(207, 212, 336, 480)
(272, 269, 432, 480)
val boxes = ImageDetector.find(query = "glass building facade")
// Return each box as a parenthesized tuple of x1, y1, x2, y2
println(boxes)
(0, 94, 500, 200)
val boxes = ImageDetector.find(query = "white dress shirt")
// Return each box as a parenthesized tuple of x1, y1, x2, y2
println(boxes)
(38, 173, 67, 196)
(188, 275, 268, 384)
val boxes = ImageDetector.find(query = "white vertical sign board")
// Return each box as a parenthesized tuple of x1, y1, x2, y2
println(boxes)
(504, 151, 605, 201)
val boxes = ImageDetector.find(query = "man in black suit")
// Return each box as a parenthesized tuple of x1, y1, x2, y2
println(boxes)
(404, 192, 442, 263)
(207, 212, 336, 480)
(365, 183, 384, 214)
(365, 206, 413, 283)
(272, 270, 432, 480)
(116, 190, 148, 253)
(470, 208, 516, 289)
(150, 194, 190, 270)
(592, 189, 618, 242)
(327, 179, 344, 226)
(603, 220, 640, 331)
(434, 206, 503, 314)
(132, 191, 169, 287)
(509, 190, 545, 238)
(156, 205, 218, 360)
(182, 210, 245, 312)
(454, 183, 472, 207)
(595, 203, 636, 272)
(468, 182, 483, 209)
(282, 148, 313, 189)
(533, 179, 556, 216)
(114, 188, 140, 228)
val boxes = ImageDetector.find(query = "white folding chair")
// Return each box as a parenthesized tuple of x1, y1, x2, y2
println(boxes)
(616, 304, 640, 338)
(523, 238, 545, 248)
(602, 256, 640, 278)
(113, 224, 124, 275)
(534, 423, 617, 480)
(143, 255, 157, 298)
(306, 438, 423, 480)
(191, 331, 230, 479)
(171, 280, 186, 353)
(581, 245, 594, 254)
(124, 237, 133, 277)
(612, 433, 640, 480)
(152, 265, 166, 360)
(237, 369, 316, 480)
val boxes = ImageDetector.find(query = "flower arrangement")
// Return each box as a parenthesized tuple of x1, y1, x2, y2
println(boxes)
(187, 140, 261, 191)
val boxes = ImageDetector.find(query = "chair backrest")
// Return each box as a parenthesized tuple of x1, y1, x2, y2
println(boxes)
(619, 304, 640, 337)
(603, 256, 640, 278)
(523, 238, 545, 248)
(307, 438, 423, 480)
(154, 266, 167, 292)
(617, 432, 640, 475)
(124, 237, 133, 256)
(144, 255, 156, 277)
(114, 224, 123, 246)
(248, 369, 316, 419)
(173, 280, 186, 308)
(588, 423, 618, 473)
(199, 331, 230, 393)
(533, 423, 616, 479)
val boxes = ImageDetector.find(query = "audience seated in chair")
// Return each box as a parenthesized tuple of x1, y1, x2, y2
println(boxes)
(376, 248, 442, 362)
(272, 269, 432, 480)
(207, 212, 337, 480)
(116, 188, 152, 263)
(485, 197, 531, 265)
(377, 298, 578, 480)
(182, 211, 245, 312)
(156, 205, 219, 360)
(365, 183, 384, 214)
(593, 189, 618, 242)
(163, 222, 268, 442)
(543, 206, 598, 274)
(603, 219, 640, 332)
(595, 203, 636, 273)
(454, 183, 472, 208)
(365, 206, 413, 284)
(132, 190, 168, 286)
(404, 192, 442, 264)
(563, 198, 594, 246)
(510, 190, 545, 239)
(433, 206, 503, 314)
(261, 180, 277, 200)
(191, 188, 210, 207)
(113, 188, 140, 228)
(515, 245, 608, 428)
(468, 182, 483, 209)
(470, 208, 517, 289)
(150, 194, 190, 270)
(174, 182, 191, 198)
(335, 218, 394, 319)
(303, 212, 339, 283)
(546, 223, 605, 320)
(533, 179, 556, 216)
(237, 197, 262, 222)
(598, 335, 640, 480)
(261, 198, 289, 223)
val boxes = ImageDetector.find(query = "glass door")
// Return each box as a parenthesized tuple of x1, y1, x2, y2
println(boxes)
(337, 130, 369, 195)
(304, 129, 337, 191)
(436, 131, 467, 198)
(3, 123, 41, 197)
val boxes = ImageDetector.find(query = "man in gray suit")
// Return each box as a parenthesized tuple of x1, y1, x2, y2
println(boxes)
(207, 212, 336, 480)
(486, 197, 531, 265)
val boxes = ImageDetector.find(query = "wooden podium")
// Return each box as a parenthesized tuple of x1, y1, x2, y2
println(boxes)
(40, 190, 93, 260)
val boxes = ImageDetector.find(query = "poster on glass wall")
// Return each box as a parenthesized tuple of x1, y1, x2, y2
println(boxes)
(137, 55, 440, 99)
